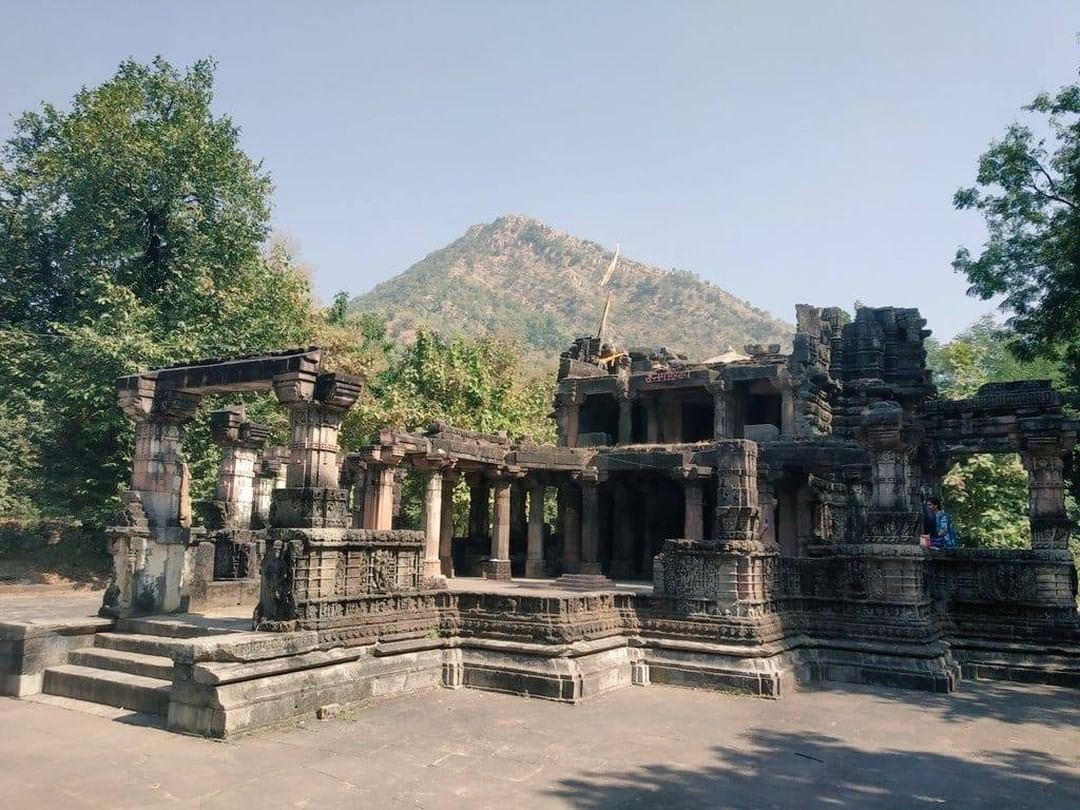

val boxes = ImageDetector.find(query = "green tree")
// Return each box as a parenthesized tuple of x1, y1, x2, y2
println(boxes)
(0, 58, 313, 528)
(350, 329, 555, 446)
(952, 68, 1080, 383)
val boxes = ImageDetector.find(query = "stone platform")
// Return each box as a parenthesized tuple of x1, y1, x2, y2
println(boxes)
(3, 576, 1078, 739)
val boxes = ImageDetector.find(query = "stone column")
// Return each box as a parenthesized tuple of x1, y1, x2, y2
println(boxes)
(780, 389, 797, 436)
(271, 370, 362, 529)
(712, 381, 730, 440)
(618, 396, 633, 445)
(557, 392, 583, 448)
(679, 470, 705, 542)
(209, 405, 270, 529)
(577, 471, 602, 574)
(348, 464, 367, 529)
(374, 464, 397, 530)
(361, 463, 380, 529)
(480, 473, 514, 580)
(854, 401, 922, 544)
(1022, 448, 1071, 550)
(439, 471, 458, 577)
(421, 468, 444, 581)
(713, 440, 760, 548)
(491, 478, 511, 560)
(118, 386, 201, 529)
(756, 463, 779, 547)
(252, 447, 287, 529)
(560, 480, 581, 573)
(525, 480, 547, 578)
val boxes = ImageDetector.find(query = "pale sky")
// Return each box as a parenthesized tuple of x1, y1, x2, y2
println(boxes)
(4, 1, 1080, 340)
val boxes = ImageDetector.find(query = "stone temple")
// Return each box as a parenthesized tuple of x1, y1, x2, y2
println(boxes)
(2, 304, 1077, 737)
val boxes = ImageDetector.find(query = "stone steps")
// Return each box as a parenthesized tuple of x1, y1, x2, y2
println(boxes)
(92, 632, 187, 658)
(555, 573, 618, 591)
(68, 647, 174, 681)
(41, 664, 171, 715)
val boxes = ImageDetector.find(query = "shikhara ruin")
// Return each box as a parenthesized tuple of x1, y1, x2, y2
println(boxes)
(3, 304, 1077, 737)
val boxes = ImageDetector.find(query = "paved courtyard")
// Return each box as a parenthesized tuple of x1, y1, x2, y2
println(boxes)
(1, 678, 1077, 809)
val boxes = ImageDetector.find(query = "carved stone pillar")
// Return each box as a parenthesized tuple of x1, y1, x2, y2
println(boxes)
(525, 479, 547, 578)
(271, 371, 362, 529)
(374, 464, 397, 530)
(577, 470, 602, 574)
(421, 467, 444, 581)
(492, 477, 511, 560)
(118, 381, 201, 529)
(253, 447, 287, 529)
(556, 391, 583, 448)
(1022, 449, 1071, 550)
(854, 400, 922, 544)
(439, 471, 458, 577)
(780, 389, 797, 436)
(712, 380, 730, 440)
(678, 469, 705, 542)
(712, 440, 761, 549)
(209, 405, 270, 529)
(480, 473, 513, 580)
(347, 462, 367, 529)
(757, 463, 779, 547)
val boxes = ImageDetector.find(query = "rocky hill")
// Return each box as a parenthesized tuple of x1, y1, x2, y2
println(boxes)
(350, 215, 792, 360)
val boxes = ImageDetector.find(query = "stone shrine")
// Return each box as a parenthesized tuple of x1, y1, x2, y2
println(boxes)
(3, 305, 1077, 737)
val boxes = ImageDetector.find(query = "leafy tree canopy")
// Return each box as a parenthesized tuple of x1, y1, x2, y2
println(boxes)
(0, 57, 313, 527)
(952, 68, 1080, 385)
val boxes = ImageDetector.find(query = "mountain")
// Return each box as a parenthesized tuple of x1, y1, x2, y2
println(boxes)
(350, 214, 793, 360)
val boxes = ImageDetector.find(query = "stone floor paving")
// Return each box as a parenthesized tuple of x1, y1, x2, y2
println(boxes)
(0, 586, 105, 623)
(1, 679, 1077, 809)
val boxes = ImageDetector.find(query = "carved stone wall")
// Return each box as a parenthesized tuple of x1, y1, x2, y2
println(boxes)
(255, 529, 430, 634)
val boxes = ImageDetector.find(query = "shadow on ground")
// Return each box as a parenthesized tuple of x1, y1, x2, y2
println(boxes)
(549, 729, 1079, 809)
(857, 679, 1080, 730)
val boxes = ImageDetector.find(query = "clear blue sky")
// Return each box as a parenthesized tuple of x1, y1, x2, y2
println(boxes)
(4, 1, 1079, 340)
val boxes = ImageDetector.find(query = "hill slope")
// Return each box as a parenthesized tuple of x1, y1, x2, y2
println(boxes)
(350, 215, 792, 360)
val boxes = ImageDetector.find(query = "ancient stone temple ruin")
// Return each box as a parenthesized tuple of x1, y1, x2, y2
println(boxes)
(3, 306, 1077, 737)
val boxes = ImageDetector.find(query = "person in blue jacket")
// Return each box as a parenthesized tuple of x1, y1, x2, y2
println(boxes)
(926, 497, 957, 550)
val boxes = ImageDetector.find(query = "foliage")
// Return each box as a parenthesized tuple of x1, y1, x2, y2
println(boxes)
(952, 68, 1080, 390)
(942, 454, 1031, 549)
(926, 315, 1064, 399)
(348, 328, 556, 448)
(348, 329, 557, 532)
(0, 58, 313, 529)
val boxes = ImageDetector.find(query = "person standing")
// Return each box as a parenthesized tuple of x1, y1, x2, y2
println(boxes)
(926, 497, 957, 550)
